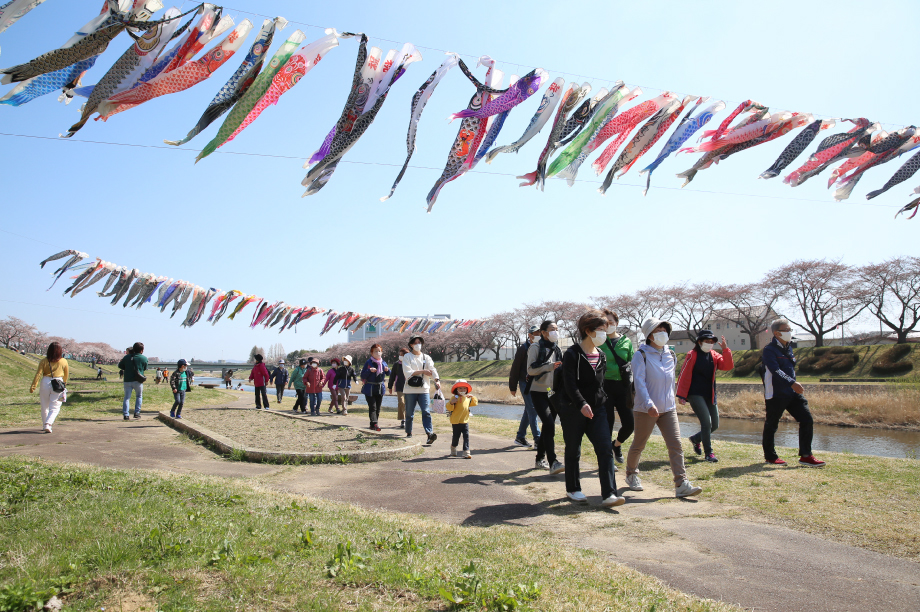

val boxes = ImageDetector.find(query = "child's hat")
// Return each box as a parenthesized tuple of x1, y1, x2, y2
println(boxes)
(451, 379, 472, 394)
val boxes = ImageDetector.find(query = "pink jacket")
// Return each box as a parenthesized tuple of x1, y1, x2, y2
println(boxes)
(249, 362, 270, 387)
(304, 367, 326, 393)
(324, 368, 337, 390)
(676, 347, 734, 403)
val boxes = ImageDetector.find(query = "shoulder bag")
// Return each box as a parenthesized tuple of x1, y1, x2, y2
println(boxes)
(406, 354, 426, 388)
(134, 355, 147, 383)
(48, 362, 66, 393)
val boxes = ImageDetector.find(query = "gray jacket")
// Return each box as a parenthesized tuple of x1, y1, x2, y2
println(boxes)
(526, 340, 562, 393)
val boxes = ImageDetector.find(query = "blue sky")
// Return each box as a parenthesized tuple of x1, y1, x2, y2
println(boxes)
(1, 0, 917, 361)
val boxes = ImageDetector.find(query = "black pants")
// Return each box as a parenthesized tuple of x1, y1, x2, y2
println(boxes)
(293, 389, 306, 412)
(603, 379, 634, 444)
(451, 423, 470, 450)
(763, 393, 814, 460)
(365, 391, 383, 426)
(559, 404, 617, 500)
(532, 391, 557, 464)
(254, 385, 269, 409)
(275, 384, 285, 402)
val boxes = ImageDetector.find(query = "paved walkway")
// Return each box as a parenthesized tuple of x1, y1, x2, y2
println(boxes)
(2, 396, 918, 612)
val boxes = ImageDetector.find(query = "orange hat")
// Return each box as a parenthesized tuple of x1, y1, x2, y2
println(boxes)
(451, 379, 472, 395)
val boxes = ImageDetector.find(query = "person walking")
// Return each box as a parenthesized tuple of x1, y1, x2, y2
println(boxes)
(509, 325, 542, 448)
(360, 344, 390, 431)
(304, 359, 326, 415)
(401, 336, 441, 444)
(270, 360, 289, 404)
(169, 359, 191, 419)
(96, 367, 103, 380)
(677, 330, 733, 463)
(557, 310, 624, 507)
(248, 354, 271, 410)
(762, 318, 826, 467)
(118, 342, 148, 420)
(29, 341, 69, 434)
(388, 348, 408, 428)
(625, 318, 703, 498)
(598, 310, 635, 463)
(446, 379, 477, 458)
(289, 359, 308, 413)
(334, 356, 358, 415)
(325, 358, 341, 413)
(224, 369, 234, 389)
(528, 321, 565, 475)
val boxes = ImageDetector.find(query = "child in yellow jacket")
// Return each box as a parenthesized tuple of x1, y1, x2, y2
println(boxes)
(447, 380, 477, 458)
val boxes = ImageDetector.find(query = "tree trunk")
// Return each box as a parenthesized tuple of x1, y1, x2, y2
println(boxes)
(814, 334, 825, 347)
(897, 330, 908, 344)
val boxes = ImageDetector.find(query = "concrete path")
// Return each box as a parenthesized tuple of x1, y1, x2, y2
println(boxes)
(2, 398, 918, 612)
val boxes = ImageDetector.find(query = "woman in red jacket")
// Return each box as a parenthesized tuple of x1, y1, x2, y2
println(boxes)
(676, 330, 733, 463)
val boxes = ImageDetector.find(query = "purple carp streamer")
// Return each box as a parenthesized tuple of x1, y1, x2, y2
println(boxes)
(484, 76, 565, 164)
(380, 52, 460, 201)
(39, 248, 484, 334)
(448, 68, 546, 122)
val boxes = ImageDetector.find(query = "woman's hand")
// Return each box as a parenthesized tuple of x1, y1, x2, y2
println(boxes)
(369, 367, 377, 373)
(553, 361, 563, 369)
(581, 404, 594, 419)
(678, 398, 687, 405)
(720, 335, 728, 351)
(648, 405, 659, 417)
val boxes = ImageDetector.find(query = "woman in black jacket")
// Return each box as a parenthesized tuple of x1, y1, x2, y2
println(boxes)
(559, 309, 625, 507)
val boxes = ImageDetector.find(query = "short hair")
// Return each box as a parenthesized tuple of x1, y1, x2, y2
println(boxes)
(46, 342, 63, 362)
(254, 354, 263, 362)
(602, 309, 619, 324)
(770, 318, 790, 333)
(370, 344, 382, 353)
(539, 320, 555, 332)
(408, 336, 425, 347)
(132, 342, 144, 354)
(577, 309, 608, 339)
(398, 347, 408, 355)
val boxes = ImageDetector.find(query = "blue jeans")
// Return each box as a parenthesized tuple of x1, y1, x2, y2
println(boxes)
(404, 392, 431, 436)
(515, 379, 541, 440)
(123, 381, 143, 417)
(308, 392, 321, 414)
(171, 390, 186, 415)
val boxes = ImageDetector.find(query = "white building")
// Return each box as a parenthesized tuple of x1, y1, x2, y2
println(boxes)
(668, 307, 777, 354)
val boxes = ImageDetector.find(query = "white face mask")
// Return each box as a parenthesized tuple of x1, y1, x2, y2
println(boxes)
(546, 330, 559, 342)
(592, 330, 607, 345)
(457, 390, 467, 396)
(412, 344, 422, 352)
(699, 343, 714, 353)
(779, 331, 793, 343)
(372, 352, 381, 359)
(651, 331, 669, 346)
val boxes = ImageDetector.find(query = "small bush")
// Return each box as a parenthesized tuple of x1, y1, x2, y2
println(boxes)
(732, 351, 762, 377)
(798, 347, 859, 374)
(872, 344, 914, 374)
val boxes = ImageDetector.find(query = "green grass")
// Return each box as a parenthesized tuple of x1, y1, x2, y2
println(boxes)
(0, 348, 231, 427)
(0, 457, 740, 611)
(436, 360, 513, 381)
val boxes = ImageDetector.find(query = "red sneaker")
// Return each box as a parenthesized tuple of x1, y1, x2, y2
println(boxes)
(799, 455, 826, 468)
(766, 458, 787, 465)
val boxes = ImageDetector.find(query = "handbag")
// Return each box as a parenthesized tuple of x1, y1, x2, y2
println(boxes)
(406, 354, 425, 388)
(132, 355, 147, 383)
(430, 390, 446, 414)
(47, 362, 66, 393)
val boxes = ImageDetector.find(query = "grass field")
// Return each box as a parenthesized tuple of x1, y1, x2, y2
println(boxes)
(0, 348, 231, 428)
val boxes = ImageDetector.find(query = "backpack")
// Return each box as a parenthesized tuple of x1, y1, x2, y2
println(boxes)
(633, 346, 675, 396)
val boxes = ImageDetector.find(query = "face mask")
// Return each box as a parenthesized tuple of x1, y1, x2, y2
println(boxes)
(592, 330, 607, 345)
(546, 330, 559, 342)
(458, 390, 467, 396)
(651, 331, 669, 346)
(779, 331, 793, 343)
(412, 344, 422, 352)
(699, 343, 713, 353)
(372, 353, 381, 359)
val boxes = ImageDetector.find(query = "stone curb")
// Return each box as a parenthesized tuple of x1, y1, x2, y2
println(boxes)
(156, 410, 423, 464)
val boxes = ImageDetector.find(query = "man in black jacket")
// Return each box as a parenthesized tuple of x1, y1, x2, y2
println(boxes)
(508, 326, 542, 448)
(388, 348, 409, 427)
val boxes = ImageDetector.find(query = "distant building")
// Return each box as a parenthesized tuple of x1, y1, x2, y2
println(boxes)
(668, 307, 777, 354)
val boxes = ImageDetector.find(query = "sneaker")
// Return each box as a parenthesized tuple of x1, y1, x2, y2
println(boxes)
(535, 458, 549, 470)
(612, 444, 624, 464)
(463, 450, 471, 459)
(513, 437, 530, 447)
(450, 446, 458, 457)
(342, 410, 348, 416)
(601, 494, 626, 508)
(169, 411, 175, 418)
(613, 464, 618, 472)
(406, 433, 413, 438)
(426, 433, 438, 445)
(123, 416, 130, 421)
(292, 408, 298, 413)
(399, 420, 405, 428)
(44, 425, 52, 434)
(175, 415, 182, 420)
(566, 491, 588, 503)
(374, 425, 382, 432)
(675, 480, 703, 498)
(705, 453, 719, 463)
(625, 474, 643, 491)
(799, 455, 826, 468)
(133, 414, 141, 419)
(765, 457, 787, 465)
(549, 461, 565, 475)
(691, 437, 702, 456)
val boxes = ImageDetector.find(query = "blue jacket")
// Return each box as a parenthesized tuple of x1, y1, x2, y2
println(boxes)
(762, 337, 797, 399)
(360, 358, 390, 396)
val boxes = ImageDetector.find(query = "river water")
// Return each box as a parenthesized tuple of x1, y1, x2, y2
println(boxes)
(195, 377, 919, 460)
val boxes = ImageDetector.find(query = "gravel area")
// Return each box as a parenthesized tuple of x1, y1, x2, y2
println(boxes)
(180, 408, 408, 453)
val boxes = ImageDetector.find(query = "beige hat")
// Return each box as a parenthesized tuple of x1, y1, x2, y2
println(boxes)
(641, 317, 672, 339)
(343, 355, 352, 365)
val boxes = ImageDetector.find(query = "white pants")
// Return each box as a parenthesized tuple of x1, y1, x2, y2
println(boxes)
(39, 376, 64, 427)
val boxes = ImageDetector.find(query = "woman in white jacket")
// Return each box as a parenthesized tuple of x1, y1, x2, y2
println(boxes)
(401, 336, 441, 445)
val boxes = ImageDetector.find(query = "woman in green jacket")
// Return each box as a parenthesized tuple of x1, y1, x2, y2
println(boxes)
(598, 310, 635, 464)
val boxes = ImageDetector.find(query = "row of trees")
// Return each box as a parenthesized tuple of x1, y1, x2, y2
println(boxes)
(0, 316, 125, 363)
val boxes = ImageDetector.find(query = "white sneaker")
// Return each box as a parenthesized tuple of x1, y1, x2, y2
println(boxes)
(613, 464, 618, 472)
(675, 480, 703, 498)
(566, 491, 587, 503)
(464, 449, 471, 459)
(44, 425, 52, 434)
(535, 458, 549, 470)
(625, 474, 643, 491)
(450, 446, 457, 457)
(601, 495, 626, 508)
(549, 461, 565, 475)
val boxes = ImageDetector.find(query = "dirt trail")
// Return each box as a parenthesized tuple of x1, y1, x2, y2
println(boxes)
(1, 395, 918, 612)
